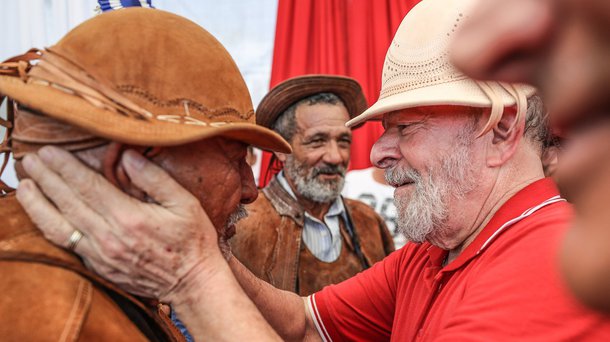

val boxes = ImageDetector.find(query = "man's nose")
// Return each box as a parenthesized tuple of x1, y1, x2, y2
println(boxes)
(240, 164, 258, 204)
(371, 130, 400, 169)
(323, 140, 344, 165)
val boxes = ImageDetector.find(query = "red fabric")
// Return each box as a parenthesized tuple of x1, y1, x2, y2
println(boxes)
(309, 179, 610, 341)
(259, 0, 418, 187)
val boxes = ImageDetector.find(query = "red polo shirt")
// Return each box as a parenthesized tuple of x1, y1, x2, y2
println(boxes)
(308, 179, 610, 341)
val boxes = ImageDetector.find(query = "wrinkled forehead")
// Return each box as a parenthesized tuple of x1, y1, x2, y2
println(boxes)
(295, 103, 351, 132)
(382, 105, 484, 125)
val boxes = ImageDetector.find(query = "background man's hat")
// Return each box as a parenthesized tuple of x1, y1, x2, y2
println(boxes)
(0, 8, 291, 154)
(347, 0, 536, 128)
(256, 75, 368, 129)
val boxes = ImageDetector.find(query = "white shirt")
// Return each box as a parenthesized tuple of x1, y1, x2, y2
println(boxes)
(277, 172, 345, 262)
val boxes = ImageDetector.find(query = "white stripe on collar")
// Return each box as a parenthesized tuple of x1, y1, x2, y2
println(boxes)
(478, 195, 566, 253)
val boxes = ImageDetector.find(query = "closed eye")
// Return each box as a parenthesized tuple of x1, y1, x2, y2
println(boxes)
(398, 123, 419, 135)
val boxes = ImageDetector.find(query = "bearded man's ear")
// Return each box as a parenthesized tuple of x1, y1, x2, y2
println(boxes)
(486, 107, 525, 167)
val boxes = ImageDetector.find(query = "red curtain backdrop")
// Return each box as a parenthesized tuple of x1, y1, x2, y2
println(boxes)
(259, 0, 420, 187)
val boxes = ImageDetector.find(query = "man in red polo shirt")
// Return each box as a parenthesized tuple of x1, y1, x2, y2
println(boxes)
(14, 0, 610, 340)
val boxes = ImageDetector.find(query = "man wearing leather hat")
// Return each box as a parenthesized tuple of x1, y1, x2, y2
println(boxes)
(230, 75, 394, 296)
(0, 7, 289, 341)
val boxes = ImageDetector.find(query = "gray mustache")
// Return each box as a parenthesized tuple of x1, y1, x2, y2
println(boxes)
(313, 164, 346, 177)
(385, 166, 420, 187)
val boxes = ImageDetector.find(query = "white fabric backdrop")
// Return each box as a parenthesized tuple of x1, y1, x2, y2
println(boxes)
(0, 0, 277, 187)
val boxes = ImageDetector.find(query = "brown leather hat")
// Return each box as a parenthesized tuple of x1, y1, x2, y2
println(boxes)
(0, 8, 291, 153)
(256, 75, 368, 129)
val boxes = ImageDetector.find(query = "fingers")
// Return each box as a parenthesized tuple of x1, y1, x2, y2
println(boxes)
(16, 179, 76, 247)
(20, 151, 114, 232)
(36, 146, 135, 218)
(121, 150, 200, 213)
(16, 178, 101, 258)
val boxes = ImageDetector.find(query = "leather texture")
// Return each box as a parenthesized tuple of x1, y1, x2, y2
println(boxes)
(231, 177, 395, 296)
(0, 194, 185, 342)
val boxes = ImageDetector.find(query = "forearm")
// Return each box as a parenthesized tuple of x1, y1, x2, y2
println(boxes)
(170, 253, 281, 341)
(228, 255, 320, 342)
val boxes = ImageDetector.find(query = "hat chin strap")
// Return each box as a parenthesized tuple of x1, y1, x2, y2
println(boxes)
(0, 95, 15, 195)
(475, 80, 527, 138)
(0, 50, 43, 195)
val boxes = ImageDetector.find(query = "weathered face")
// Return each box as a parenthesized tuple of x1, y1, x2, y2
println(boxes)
(284, 103, 352, 203)
(152, 137, 257, 241)
(371, 106, 481, 247)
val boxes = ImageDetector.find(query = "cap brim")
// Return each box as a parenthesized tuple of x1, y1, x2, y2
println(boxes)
(0, 75, 291, 153)
(346, 79, 536, 127)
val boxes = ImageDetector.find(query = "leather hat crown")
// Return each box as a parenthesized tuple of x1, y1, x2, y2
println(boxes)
(0, 8, 291, 154)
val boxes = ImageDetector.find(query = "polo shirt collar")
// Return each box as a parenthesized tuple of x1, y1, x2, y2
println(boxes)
(428, 178, 564, 273)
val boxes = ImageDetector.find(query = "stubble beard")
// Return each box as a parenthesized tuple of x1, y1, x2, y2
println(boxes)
(226, 204, 248, 228)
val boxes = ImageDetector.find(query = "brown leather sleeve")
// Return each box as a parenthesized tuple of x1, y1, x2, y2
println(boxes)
(0, 260, 150, 342)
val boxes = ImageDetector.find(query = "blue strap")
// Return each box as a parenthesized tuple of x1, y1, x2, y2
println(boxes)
(98, 0, 154, 12)
(170, 309, 194, 342)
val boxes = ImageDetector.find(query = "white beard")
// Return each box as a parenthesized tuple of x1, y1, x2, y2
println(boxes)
(284, 156, 346, 203)
(386, 128, 477, 243)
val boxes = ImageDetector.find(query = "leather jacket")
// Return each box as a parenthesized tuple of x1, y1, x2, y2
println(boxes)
(0, 194, 185, 342)
(231, 177, 395, 296)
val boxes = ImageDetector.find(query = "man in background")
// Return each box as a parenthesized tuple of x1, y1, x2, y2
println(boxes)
(231, 75, 394, 295)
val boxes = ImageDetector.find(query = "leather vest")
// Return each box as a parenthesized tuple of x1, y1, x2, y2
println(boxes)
(0, 194, 185, 342)
(297, 217, 365, 295)
(231, 177, 395, 296)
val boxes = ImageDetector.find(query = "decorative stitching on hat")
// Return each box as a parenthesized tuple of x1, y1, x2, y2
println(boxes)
(116, 84, 254, 121)
(380, 50, 468, 99)
(378, 7, 471, 100)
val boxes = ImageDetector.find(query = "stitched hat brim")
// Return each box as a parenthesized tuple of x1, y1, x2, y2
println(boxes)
(0, 75, 291, 153)
(256, 75, 368, 129)
(347, 79, 536, 127)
